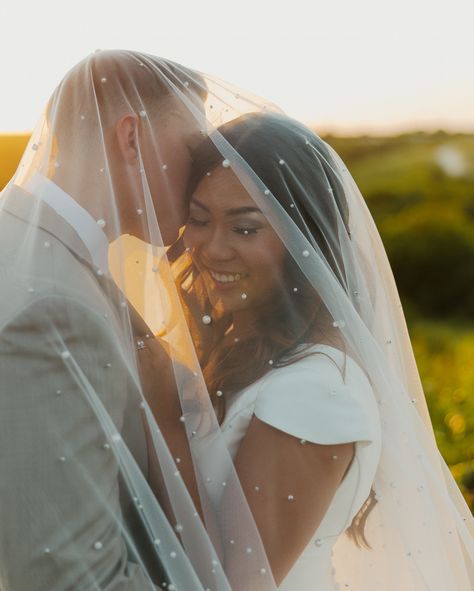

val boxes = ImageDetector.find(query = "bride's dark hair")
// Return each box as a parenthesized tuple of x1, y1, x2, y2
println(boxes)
(172, 112, 377, 549)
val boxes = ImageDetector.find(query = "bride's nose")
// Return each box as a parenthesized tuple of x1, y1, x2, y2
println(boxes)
(201, 227, 236, 262)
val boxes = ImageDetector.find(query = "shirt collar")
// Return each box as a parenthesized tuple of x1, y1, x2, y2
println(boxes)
(25, 172, 109, 272)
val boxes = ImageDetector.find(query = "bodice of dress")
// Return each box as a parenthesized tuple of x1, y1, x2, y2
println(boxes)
(219, 344, 382, 590)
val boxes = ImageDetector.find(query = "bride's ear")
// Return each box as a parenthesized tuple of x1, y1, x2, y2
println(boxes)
(115, 113, 139, 164)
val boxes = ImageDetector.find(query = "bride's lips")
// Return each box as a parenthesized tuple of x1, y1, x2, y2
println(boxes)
(204, 268, 249, 291)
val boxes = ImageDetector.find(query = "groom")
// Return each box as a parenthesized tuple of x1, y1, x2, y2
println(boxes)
(0, 51, 206, 590)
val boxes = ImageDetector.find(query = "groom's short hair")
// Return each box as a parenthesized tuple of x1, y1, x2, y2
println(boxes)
(90, 50, 207, 122)
(48, 50, 207, 151)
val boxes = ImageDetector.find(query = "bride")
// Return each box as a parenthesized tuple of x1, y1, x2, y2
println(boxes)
(168, 110, 474, 589)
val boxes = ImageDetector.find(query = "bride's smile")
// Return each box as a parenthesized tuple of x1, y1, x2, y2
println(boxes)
(183, 166, 286, 315)
(207, 269, 248, 283)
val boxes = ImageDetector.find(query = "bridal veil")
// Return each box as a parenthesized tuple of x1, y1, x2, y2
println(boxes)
(0, 49, 472, 590)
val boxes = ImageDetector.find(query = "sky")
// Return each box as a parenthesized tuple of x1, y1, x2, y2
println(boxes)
(1, 0, 473, 134)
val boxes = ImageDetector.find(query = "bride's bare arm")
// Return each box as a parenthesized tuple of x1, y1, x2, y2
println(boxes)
(225, 416, 354, 586)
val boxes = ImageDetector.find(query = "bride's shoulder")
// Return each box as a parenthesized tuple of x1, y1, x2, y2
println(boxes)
(265, 344, 371, 392)
(253, 344, 380, 446)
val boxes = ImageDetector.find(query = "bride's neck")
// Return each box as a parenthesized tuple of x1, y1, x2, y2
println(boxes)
(225, 309, 259, 342)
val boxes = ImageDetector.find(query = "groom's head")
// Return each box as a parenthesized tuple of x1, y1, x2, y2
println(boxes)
(47, 50, 207, 245)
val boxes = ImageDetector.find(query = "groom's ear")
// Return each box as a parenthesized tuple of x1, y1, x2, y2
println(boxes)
(115, 113, 139, 164)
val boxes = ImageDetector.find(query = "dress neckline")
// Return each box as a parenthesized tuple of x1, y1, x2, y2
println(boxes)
(282, 342, 345, 361)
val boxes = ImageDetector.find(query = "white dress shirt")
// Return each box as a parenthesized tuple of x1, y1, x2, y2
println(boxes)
(25, 172, 109, 272)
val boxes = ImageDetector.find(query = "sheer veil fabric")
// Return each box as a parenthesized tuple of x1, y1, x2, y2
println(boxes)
(0, 49, 472, 590)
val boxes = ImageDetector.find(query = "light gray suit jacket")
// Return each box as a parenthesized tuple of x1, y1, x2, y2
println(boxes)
(0, 184, 163, 590)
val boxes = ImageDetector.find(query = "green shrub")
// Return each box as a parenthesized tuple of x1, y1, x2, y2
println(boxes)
(381, 207, 474, 318)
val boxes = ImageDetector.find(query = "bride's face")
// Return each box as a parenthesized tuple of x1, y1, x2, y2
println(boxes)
(183, 167, 287, 316)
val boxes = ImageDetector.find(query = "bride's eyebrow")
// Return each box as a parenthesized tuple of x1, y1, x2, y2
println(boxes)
(190, 197, 262, 216)
(225, 206, 262, 216)
(190, 197, 209, 211)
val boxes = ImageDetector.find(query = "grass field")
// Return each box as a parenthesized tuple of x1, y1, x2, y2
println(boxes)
(0, 134, 30, 189)
(409, 318, 474, 509)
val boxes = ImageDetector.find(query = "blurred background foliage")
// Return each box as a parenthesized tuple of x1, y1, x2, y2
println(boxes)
(326, 131, 474, 512)
(1, 131, 473, 512)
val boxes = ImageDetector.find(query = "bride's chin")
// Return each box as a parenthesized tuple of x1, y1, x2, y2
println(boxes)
(206, 293, 237, 316)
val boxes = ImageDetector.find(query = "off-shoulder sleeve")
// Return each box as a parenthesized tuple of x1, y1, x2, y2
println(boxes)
(253, 349, 380, 447)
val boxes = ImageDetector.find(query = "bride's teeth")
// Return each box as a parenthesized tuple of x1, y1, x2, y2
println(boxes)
(210, 270, 244, 283)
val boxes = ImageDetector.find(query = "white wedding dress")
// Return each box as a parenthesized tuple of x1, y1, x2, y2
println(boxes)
(220, 344, 382, 590)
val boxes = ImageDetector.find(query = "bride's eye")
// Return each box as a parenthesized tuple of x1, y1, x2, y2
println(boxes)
(233, 227, 259, 235)
(187, 216, 208, 227)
